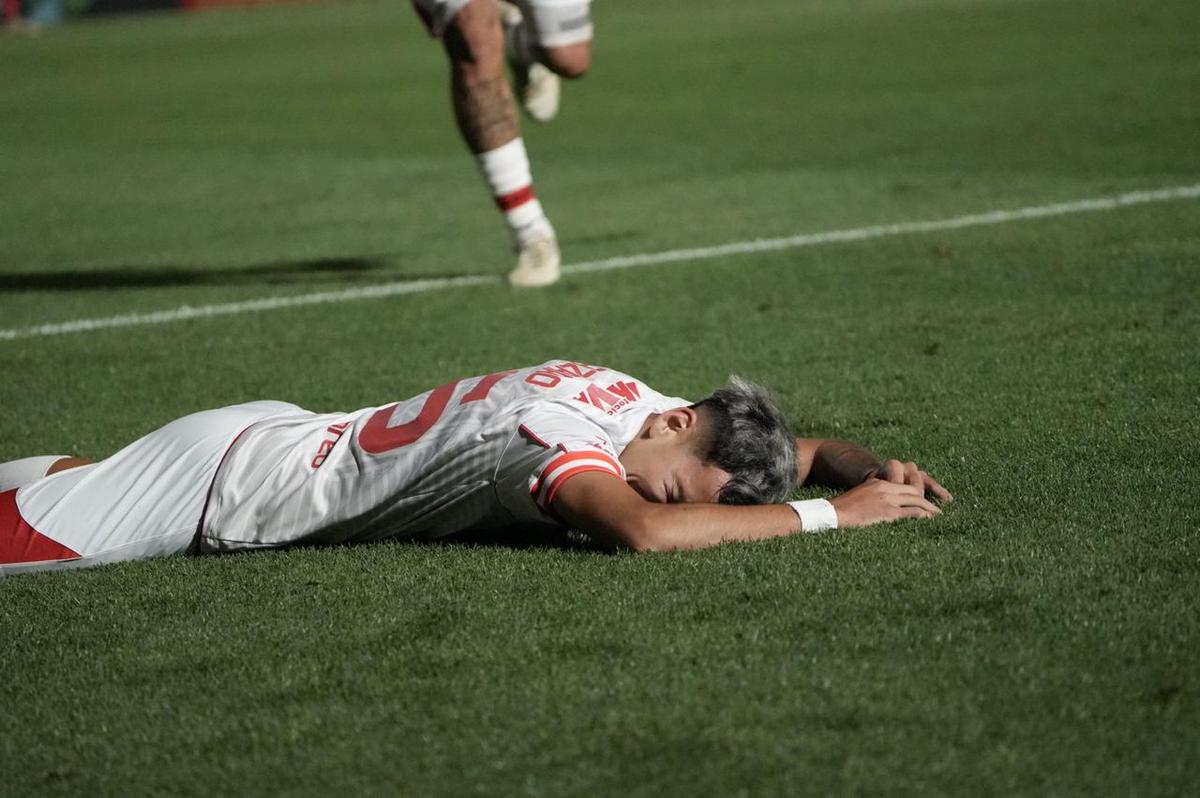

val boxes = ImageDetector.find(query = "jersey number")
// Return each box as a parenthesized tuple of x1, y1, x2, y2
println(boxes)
(358, 370, 517, 454)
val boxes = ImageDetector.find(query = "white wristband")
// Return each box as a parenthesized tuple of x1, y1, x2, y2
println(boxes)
(788, 499, 839, 533)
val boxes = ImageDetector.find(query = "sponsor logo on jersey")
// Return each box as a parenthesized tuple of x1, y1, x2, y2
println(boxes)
(573, 380, 642, 415)
(311, 422, 351, 469)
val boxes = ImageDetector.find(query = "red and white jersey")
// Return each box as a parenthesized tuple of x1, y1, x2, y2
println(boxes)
(199, 360, 690, 552)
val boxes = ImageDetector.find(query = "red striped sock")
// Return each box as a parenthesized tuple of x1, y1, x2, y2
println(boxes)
(476, 138, 555, 249)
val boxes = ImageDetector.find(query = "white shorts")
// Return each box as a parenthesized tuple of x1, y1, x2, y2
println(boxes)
(412, 0, 593, 47)
(0, 401, 297, 577)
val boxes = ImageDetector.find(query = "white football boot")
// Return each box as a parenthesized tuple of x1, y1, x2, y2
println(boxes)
(499, 1, 561, 122)
(508, 235, 562, 287)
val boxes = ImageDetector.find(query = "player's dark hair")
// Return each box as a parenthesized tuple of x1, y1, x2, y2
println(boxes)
(690, 377, 798, 505)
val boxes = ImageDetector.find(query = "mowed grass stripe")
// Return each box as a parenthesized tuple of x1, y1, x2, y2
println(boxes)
(2, 183, 1197, 343)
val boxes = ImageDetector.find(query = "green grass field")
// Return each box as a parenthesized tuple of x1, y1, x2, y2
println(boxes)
(2, 0, 1199, 793)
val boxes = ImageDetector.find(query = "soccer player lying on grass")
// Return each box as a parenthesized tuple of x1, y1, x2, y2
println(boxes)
(0, 360, 950, 576)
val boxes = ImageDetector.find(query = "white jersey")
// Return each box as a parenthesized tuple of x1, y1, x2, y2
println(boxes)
(199, 360, 689, 552)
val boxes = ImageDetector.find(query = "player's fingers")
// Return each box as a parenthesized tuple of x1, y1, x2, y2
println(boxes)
(903, 462, 923, 488)
(881, 480, 923, 497)
(924, 475, 954, 501)
(880, 460, 904, 483)
(896, 505, 937, 520)
(896, 493, 941, 516)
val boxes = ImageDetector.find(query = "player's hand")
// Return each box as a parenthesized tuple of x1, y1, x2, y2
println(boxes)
(829, 478, 942, 528)
(872, 459, 953, 502)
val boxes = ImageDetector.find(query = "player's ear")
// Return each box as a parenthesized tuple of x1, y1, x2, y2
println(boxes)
(658, 407, 698, 437)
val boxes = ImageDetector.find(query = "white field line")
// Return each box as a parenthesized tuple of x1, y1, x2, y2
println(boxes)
(2, 183, 1198, 343)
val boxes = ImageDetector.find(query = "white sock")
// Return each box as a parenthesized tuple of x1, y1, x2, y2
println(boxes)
(0, 455, 67, 492)
(476, 138, 555, 250)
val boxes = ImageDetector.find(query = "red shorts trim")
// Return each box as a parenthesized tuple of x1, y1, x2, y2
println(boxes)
(0, 488, 81, 564)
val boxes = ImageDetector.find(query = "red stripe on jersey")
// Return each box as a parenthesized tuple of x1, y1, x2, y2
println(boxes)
(0, 489, 80, 564)
(543, 465, 625, 508)
(495, 185, 535, 212)
(519, 424, 551, 449)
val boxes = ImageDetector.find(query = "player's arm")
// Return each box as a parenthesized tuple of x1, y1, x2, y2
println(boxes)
(552, 472, 941, 553)
(795, 438, 953, 501)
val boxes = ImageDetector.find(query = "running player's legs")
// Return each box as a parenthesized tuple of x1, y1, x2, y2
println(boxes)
(410, 0, 563, 286)
(0, 401, 298, 577)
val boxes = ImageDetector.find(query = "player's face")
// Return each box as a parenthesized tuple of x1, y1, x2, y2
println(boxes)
(620, 408, 731, 504)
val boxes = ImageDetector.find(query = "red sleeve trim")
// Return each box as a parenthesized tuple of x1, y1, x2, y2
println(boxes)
(531, 450, 624, 510)
(544, 464, 625, 508)
(538, 450, 622, 482)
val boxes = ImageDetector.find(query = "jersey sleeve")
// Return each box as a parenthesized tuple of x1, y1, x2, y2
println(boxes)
(495, 403, 626, 520)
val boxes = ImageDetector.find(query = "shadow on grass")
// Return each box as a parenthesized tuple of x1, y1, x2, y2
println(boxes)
(435, 525, 614, 555)
(201, 527, 613, 570)
(0, 256, 389, 292)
